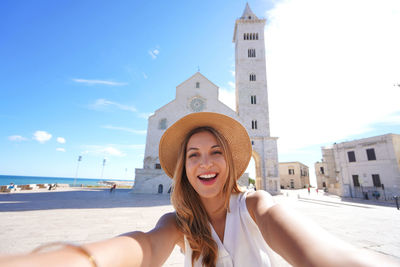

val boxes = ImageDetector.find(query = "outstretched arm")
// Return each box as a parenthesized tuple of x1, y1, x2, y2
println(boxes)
(246, 190, 398, 267)
(0, 212, 182, 267)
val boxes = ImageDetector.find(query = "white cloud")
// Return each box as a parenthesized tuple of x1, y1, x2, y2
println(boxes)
(228, 81, 235, 90)
(90, 99, 137, 112)
(102, 125, 147, 135)
(33, 131, 52, 144)
(72, 78, 127, 86)
(8, 135, 27, 141)
(218, 87, 236, 111)
(143, 72, 148, 79)
(56, 148, 66, 152)
(230, 70, 235, 77)
(264, 0, 400, 154)
(57, 137, 66, 144)
(148, 48, 160, 59)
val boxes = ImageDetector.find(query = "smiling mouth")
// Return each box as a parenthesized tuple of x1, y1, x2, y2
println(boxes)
(198, 173, 218, 181)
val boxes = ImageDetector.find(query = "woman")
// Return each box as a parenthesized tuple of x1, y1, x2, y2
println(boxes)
(0, 112, 397, 267)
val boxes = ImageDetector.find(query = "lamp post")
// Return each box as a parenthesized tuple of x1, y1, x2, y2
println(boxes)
(100, 158, 106, 180)
(73, 155, 82, 186)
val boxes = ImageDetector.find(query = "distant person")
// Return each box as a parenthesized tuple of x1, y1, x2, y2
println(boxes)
(9, 183, 15, 192)
(0, 112, 397, 267)
(110, 184, 116, 193)
(307, 186, 310, 195)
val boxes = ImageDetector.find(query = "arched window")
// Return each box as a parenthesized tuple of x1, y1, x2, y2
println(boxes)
(246, 33, 249, 40)
(244, 33, 246, 40)
(252, 33, 255, 40)
(196, 82, 200, 88)
(158, 118, 167, 130)
(256, 33, 259, 40)
(158, 184, 163, 194)
(249, 73, 256, 81)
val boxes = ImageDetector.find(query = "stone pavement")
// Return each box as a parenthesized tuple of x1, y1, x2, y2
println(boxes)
(0, 188, 399, 266)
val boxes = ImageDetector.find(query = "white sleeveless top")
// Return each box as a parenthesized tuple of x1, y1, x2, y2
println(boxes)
(183, 191, 274, 267)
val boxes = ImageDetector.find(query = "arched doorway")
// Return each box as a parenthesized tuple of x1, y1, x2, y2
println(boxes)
(158, 184, 163, 194)
(245, 151, 262, 190)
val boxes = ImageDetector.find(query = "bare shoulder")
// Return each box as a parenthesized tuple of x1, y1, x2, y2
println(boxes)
(245, 190, 276, 221)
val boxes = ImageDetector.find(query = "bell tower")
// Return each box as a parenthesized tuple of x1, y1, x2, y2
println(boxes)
(233, 3, 280, 193)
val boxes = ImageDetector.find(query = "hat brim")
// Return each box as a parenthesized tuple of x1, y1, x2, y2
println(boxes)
(159, 112, 252, 180)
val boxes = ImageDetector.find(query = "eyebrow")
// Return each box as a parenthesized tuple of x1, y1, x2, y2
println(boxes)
(186, 144, 220, 152)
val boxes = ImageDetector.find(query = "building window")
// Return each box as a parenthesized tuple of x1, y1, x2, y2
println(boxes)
(248, 48, 256, 58)
(256, 33, 259, 40)
(249, 73, 256, 81)
(347, 151, 356, 162)
(320, 166, 325, 174)
(158, 118, 167, 130)
(195, 82, 200, 88)
(251, 140, 254, 145)
(352, 175, 360, 187)
(372, 174, 381, 187)
(251, 95, 257, 104)
(366, 148, 376, 161)
(251, 120, 258, 129)
(288, 169, 295, 175)
(155, 163, 161, 169)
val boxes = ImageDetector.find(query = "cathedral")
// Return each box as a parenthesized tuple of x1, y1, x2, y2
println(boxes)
(131, 4, 280, 194)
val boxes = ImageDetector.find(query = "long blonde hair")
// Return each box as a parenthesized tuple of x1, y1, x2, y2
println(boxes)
(171, 127, 241, 267)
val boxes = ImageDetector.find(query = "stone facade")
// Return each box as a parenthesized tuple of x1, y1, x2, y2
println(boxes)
(131, 4, 279, 194)
(315, 133, 400, 199)
(279, 162, 310, 189)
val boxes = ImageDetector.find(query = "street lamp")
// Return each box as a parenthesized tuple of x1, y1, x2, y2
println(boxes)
(73, 155, 82, 186)
(100, 158, 107, 180)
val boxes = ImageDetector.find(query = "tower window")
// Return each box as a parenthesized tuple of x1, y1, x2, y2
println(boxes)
(248, 48, 256, 58)
(196, 82, 200, 88)
(249, 74, 256, 81)
(251, 120, 258, 129)
(251, 95, 257, 104)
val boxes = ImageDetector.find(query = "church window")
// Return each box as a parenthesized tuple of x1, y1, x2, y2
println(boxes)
(249, 73, 256, 81)
(158, 118, 167, 130)
(251, 95, 257, 104)
(196, 82, 200, 88)
(251, 120, 258, 129)
(248, 48, 256, 58)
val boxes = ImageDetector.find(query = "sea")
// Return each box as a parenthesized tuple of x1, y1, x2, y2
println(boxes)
(0, 175, 134, 187)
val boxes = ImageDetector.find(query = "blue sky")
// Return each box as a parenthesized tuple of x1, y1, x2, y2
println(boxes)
(1, 0, 399, 183)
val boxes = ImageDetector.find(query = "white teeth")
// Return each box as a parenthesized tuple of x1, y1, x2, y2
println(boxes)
(198, 174, 217, 179)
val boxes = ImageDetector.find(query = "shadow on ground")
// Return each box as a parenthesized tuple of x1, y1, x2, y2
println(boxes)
(0, 189, 171, 212)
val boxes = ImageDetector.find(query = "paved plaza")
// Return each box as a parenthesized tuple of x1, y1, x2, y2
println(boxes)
(0, 188, 399, 266)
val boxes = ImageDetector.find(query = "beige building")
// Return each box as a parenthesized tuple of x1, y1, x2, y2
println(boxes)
(315, 147, 341, 194)
(315, 133, 400, 199)
(279, 162, 310, 189)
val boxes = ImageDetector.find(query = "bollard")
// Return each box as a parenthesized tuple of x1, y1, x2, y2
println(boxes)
(394, 196, 399, 210)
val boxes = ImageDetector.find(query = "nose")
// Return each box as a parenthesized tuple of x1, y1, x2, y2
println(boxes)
(199, 155, 213, 169)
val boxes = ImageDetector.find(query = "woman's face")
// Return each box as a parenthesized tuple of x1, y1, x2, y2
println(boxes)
(185, 131, 228, 200)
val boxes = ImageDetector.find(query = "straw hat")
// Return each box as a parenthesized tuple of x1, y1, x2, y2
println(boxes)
(159, 112, 252, 179)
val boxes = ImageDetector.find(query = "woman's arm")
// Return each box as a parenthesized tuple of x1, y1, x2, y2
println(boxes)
(246, 190, 398, 267)
(0, 212, 182, 267)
